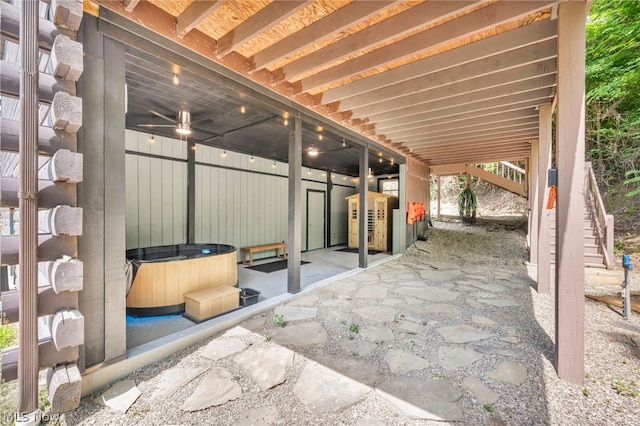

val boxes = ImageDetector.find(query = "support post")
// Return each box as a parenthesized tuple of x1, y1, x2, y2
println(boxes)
(358, 145, 369, 268)
(18, 0, 40, 415)
(287, 117, 302, 293)
(529, 141, 539, 263)
(187, 139, 196, 244)
(326, 172, 332, 246)
(77, 16, 127, 367)
(437, 176, 441, 220)
(555, 1, 588, 384)
(537, 104, 553, 293)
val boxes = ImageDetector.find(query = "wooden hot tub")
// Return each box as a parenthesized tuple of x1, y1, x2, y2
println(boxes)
(126, 243, 237, 316)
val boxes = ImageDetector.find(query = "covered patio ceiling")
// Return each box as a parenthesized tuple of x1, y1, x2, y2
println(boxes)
(92, 0, 558, 172)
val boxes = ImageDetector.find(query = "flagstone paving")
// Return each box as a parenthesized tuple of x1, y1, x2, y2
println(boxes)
(85, 246, 549, 424)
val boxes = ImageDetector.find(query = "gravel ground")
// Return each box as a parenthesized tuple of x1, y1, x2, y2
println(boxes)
(49, 221, 640, 425)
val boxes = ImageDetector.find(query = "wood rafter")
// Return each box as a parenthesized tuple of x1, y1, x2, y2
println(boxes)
(175, 1, 224, 39)
(296, 1, 554, 94)
(250, 1, 398, 73)
(216, 1, 309, 58)
(322, 18, 557, 104)
(89, 0, 563, 167)
(381, 108, 539, 138)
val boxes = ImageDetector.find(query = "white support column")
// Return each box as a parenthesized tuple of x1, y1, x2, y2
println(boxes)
(529, 142, 539, 264)
(555, 1, 588, 384)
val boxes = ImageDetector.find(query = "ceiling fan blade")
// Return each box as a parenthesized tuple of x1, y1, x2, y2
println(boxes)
(198, 134, 223, 144)
(191, 118, 213, 127)
(194, 128, 224, 137)
(137, 124, 176, 128)
(149, 110, 176, 123)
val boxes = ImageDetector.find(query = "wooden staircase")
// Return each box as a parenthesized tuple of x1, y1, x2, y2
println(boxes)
(431, 161, 614, 269)
(548, 162, 614, 269)
(549, 206, 610, 268)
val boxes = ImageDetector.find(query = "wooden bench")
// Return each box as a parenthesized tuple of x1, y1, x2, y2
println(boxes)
(184, 286, 241, 322)
(240, 242, 287, 266)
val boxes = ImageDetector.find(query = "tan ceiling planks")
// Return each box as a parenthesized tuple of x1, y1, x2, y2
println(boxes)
(216, 1, 310, 58)
(321, 17, 557, 104)
(250, 0, 396, 73)
(295, 2, 554, 95)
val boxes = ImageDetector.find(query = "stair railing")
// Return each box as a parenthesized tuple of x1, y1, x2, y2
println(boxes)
(585, 161, 614, 268)
(477, 161, 526, 184)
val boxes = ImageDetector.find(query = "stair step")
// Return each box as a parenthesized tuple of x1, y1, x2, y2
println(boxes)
(550, 243, 601, 255)
(550, 230, 599, 240)
(550, 251, 604, 263)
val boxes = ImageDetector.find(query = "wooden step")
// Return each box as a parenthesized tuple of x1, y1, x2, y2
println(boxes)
(550, 242, 601, 255)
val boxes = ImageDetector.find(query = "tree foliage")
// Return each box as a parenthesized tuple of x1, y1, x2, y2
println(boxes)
(586, 0, 640, 193)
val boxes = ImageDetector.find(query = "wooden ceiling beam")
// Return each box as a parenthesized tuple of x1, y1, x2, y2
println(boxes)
(341, 38, 556, 111)
(123, 0, 141, 13)
(408, 133, 537, 150)
(175, 1, 224, 39)
(425, 150, 532, 166)
(422, 145, 531, 165)
(420, 145, 532, 158)
(376, 97, 548, 133)
(352, 58, 556, 119)
(380, 107, 539, 136)
(250, 1, 398, 73)
(298, 1, 555, 94)
(216, 1, 308, 58)
(322, 18, 557, 104)
(396, 123, 538, 148)
(281, 1, 477, 83)
(386, 115, 539, 140)
(399, 124, 539, 145)
(368, 74, 556, 125)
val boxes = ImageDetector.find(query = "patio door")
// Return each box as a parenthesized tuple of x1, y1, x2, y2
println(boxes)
(306, 190, 325, 251)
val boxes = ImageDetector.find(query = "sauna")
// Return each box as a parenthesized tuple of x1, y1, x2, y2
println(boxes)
(125, 243, 237, 316)
(346, 192, 399, 252)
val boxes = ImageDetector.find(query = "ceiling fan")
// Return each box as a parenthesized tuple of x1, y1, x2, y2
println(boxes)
(136, 110, 217, 136)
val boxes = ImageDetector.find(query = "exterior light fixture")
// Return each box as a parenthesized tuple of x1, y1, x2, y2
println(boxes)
(308, 147, 319, 157)
(148, 135, 155, 144)
(172, 73, 179, 85)
(250, 156, 254, 162)
(240, 105, 246, 114)
(176, 111, 192, 135)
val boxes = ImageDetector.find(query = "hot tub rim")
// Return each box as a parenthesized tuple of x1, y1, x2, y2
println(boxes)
(126, 243, 236, 263)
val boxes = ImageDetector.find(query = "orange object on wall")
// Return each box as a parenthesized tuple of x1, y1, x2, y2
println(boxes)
(407, 202, 416, 224)
(546, 185, 556, 209)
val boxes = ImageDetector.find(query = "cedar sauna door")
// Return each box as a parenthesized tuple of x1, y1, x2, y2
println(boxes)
(307, 190, 326, 251)
(348, 198, 375, 249)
